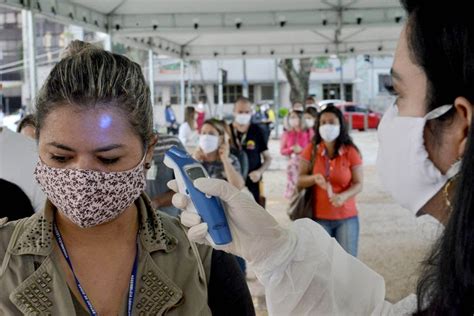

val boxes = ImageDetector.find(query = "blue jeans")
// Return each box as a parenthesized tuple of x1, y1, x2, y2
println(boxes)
(315, 216, 359, 257)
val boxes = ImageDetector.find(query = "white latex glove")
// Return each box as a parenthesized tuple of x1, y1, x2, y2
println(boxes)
(169, 178, 294, 268)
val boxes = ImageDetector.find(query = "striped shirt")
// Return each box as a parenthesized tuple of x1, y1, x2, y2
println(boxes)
(145, 134, 185, 216)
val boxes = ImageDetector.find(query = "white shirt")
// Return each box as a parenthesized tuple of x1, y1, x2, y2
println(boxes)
(252, 219, 417, 315)
(0, 127, 46, 212)
(178, 122, 199, 149)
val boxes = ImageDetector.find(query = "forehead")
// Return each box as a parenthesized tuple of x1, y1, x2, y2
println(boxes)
(320, 112, 338, 120)
(39, 106, 138, 147)
(201, 123, 218, 133)
(234, 101, 251, 111)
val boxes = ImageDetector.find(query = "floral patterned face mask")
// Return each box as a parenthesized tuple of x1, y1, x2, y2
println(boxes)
(34, 157, 146, 228)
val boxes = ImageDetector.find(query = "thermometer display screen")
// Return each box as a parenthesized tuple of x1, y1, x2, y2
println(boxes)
(185, 166, 206, 180)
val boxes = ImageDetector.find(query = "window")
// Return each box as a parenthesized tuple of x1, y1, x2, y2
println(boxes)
(378, 74, 392, 93)
(170, 84, 181, 105)
(213, 84, 254, 104)
(261, 85, 274, 101)
(322, 84, 353, 101)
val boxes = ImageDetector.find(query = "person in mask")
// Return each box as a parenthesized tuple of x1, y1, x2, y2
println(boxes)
(297, 105, 363, 256)
(171, 0, 474, 314)
(280, 110, 311, 199)
(229, 96, 272, 205)
(0, 40, 255, 315)
(194, 119, 245, 190)
(178, 106, 199, 152)
(283, 101, 304, 131)
(303, 106, 318, 139)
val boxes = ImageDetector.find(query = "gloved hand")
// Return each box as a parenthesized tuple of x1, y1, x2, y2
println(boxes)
(169, 178, 294, 268)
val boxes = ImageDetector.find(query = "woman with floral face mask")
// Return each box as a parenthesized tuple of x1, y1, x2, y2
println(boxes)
(280, 110, 312, 199)
(172, 0, 474, 314)
(0, 41, 255, 315)
(193, 119, 245, 190)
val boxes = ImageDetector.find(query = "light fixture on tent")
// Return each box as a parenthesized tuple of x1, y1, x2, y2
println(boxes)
(322, 19, 327, 26)
(279, 16, 286, 28)
(356, 17, 362, 25)
(153, 25, 158, 30)
(94, 20, 99, 27)
(378, 45, 383, 51)
(395, 16, 402, 23)
(36, 2, 42, 12)
(193, 19, 199, 30)
(325, 48, 329, 54)
(186, 52, 190, 57)
(115, 24, 120, 31)
(350, 47, 355, 53)
(235, 18, 242, 29)
(69, 12, 74, 19)
(83, 17, 87, 23)
(300, 49, 305, 55)
(214, 52, 219, 57)
(242, 51, 247, 56)
(270, 50, 275, 55)
(51, 6, 56, 15)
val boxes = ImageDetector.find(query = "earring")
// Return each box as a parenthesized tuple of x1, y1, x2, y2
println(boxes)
(144, 162, 152, 169)
(444, 175, 459, 214)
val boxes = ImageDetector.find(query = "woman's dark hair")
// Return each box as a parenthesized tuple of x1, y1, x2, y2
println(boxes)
(16, 114, 36, 133)
(400, 0, 474, 314)
(304, 107, 318, 119)
(313, 105, 359, 156)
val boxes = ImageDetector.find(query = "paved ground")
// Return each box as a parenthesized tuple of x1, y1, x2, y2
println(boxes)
(249, 130, 442, 314)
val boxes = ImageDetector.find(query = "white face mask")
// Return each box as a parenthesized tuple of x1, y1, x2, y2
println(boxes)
(234, 113, 252, 125)
(289, 118, 300, 128)
(199, 134, 220, 154)
(305, 118, 315, 128)
(319, 124, 340, 142)
(376, 104, 461, 215)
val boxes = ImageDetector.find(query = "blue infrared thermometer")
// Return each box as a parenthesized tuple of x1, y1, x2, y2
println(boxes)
(164, 146, 232, 246)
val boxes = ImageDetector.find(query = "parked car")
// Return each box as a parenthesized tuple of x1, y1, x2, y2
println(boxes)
(318, 100, 382, 131)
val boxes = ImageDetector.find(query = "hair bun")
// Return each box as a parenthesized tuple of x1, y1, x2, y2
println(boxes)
(61, 40, 100, 58)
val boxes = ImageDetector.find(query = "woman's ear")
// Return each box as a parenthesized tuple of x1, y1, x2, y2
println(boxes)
(454, 96, 474, 158)
(145, 133, 159, 164)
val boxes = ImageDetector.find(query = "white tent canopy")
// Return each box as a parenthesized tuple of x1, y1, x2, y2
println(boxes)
(1, 0, 404, 59)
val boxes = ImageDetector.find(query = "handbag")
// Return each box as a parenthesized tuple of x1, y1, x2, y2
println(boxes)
(287, 144, 317, 221)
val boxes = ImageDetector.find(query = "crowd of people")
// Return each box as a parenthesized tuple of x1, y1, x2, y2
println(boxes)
(2, 0, 474, 313)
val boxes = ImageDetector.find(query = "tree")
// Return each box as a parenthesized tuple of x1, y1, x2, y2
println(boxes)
(279, 58, 313, 105)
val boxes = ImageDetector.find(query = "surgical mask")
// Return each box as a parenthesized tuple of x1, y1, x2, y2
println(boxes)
(34, 158, 146, 228)
(319, 124, 340, 142)
(305, 118, 315, 128)
(289, 118, 300, 128)
(376, 104, 461, 215)
(199, 134, 219, 154)
(235, 113, 252, 125)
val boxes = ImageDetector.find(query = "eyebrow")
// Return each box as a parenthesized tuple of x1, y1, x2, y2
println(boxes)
(47, 142, 124, 153)
(390, 68, 402, 82)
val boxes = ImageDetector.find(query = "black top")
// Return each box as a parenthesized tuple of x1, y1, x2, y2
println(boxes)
(229, 124, 268, 173)
(208, 250, 255, 315)
(0, 178, 35, 221)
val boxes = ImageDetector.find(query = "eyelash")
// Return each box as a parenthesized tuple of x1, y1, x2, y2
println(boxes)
(384, 83, 398, 96)
(50, 155, 120, 165)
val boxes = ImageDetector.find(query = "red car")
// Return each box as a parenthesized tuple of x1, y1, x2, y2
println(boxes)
(335, 102, 382, 131)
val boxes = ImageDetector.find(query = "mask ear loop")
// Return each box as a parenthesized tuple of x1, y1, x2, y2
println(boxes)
(424, 104, 453, 120)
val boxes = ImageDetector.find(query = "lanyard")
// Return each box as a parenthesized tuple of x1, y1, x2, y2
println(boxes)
(323, 148, 331, 179)
(53, 223, 139, 316)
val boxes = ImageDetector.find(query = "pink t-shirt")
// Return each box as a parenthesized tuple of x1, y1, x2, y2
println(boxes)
(280, 130, 311, 156)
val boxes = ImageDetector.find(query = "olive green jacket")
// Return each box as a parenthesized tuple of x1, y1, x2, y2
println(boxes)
(0, 195, 212, 315)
